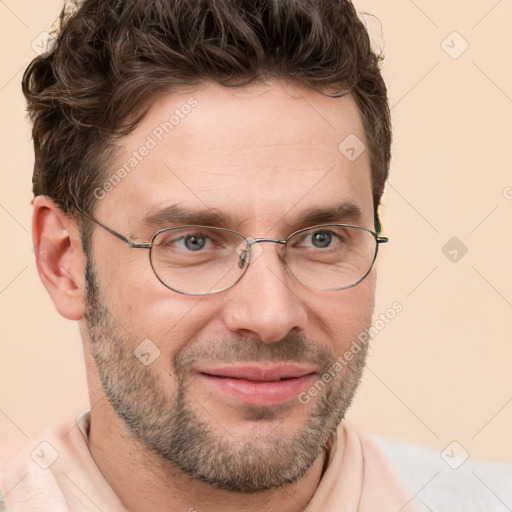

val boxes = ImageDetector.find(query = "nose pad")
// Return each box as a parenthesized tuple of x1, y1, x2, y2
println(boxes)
(235, 238, 265, 268)
(237, 250, 248, 269)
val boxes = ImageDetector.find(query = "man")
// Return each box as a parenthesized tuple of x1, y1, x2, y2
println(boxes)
(0, 0, 427, 510)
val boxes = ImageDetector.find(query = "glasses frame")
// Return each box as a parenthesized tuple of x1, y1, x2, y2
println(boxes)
(72, 204, 389, 295)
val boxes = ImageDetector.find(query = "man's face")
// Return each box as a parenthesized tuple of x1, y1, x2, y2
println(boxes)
(83, 80, 376, 491)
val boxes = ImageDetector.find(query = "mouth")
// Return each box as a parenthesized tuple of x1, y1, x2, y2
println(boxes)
(196, 364, 317, 406)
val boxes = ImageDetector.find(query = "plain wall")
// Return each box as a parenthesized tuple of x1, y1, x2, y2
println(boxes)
(1, 0, 511, 466)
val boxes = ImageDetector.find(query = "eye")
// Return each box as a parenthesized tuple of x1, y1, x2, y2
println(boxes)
(157, 230, 215, 252)
(300, 229, 342, 249)
(310, 230, 334, 248)
(182, 233, 207, 251)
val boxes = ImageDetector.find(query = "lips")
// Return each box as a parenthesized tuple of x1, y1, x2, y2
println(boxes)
(199, 364, 315, 381)
(196, 364, 316, 406)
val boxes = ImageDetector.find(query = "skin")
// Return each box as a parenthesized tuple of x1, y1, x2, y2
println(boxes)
(33, 80, 378, 512)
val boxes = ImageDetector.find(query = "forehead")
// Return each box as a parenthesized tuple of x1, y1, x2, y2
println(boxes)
(98, 80, 373, 232)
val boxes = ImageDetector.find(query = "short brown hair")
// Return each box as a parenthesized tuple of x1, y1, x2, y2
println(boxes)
(23, 0, 391, 231)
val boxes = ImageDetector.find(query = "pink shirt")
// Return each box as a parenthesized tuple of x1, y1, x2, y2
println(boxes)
(0, 412, 427, 511)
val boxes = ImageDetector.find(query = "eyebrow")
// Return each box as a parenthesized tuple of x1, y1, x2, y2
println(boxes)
(294, 202, 363, 226)
(141, 204, 241, 230)
(140, 201, 364, 232)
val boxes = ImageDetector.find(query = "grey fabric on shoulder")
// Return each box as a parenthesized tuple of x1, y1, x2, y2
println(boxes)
(373, 434, 512, 512)
(0, 472, 6, 512)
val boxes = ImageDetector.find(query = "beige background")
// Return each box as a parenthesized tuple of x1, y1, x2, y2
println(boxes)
(1, 0, 511, 472)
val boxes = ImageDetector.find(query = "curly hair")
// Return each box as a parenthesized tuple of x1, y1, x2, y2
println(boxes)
(22, 0, 391, 232)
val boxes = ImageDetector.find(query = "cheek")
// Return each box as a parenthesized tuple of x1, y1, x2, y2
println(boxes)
(91, 245, 208, 339)
(111, 272, 221, 358)
(311, 270, 376, 354)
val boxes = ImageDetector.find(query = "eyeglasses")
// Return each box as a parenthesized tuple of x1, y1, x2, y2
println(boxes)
(73, 204, 388, 296)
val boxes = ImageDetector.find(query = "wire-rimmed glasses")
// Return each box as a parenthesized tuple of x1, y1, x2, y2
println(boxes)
(73, 204, 388, 296)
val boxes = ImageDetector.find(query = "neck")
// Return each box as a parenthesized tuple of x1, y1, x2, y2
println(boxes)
(88, 404, 330, 512)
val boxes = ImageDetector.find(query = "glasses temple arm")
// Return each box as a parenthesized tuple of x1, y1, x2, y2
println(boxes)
(70, 202, 148, 248)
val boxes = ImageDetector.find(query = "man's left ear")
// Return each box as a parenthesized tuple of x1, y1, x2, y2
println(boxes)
(32, 196, 87, 320)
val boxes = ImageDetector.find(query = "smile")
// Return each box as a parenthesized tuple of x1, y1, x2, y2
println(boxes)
(196, 364, 317, 406)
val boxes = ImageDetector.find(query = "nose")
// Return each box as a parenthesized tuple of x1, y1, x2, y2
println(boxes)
(222, 241, 308, 343)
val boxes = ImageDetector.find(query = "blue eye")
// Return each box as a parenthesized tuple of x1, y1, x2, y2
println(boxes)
(157, 231, 214, 252)
(310, 230, 333, 248)
(299, 229, 342, 249)
(183, 234, 207, 251)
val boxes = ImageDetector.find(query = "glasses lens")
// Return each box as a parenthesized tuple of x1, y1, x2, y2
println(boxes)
(285, 225, 377, 290)
(150, 227, 248, 295)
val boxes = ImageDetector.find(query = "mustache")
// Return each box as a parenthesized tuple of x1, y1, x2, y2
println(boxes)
(172, 333, 336, 375)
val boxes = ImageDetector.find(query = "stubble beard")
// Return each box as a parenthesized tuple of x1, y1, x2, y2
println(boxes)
(84, 258, 369, 492)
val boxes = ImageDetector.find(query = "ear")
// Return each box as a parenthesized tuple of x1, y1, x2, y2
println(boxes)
(32, 196, 87, 320)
